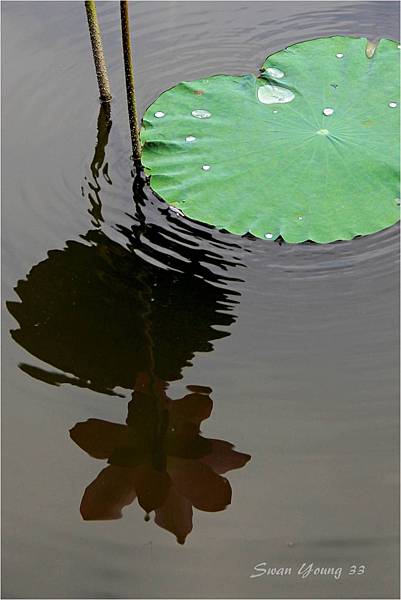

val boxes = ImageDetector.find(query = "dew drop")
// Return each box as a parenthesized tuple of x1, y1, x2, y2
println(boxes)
(388, 101, 398, 108)
(202, 165, 211, 171)
(273, 110, 278, 114)
(317, 128, 329, 135)
(264, 233, 273, 239)
(365, 41, 377, 59)
(323, 107, 334, 116)
(298, 216, 303, 221)
(154, 111, 165, 118)
(191, 109, 211, 119)
(169, 206, 184, 216)
(336, 53, 344, 58)
(185, 135, 196, 142)
(258, 84, 295, 105)
(265, 67, 285, 79)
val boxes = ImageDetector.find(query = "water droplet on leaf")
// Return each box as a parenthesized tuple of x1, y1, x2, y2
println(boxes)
(365, 41, 377, 59)
(169, 206, 184, 216)
(323, 107, 334, 116)
(388, 101, 397, 108)
(265, 67, 285, 79)
(185, 135, 196, 142)
(154, 111, 165, 118)
(202, 165, 211, 171)
(336, 53, 344, 58)
(264, 233, 273, 239)
(192, 109, 211, 119)
(258, 84, 295, 105)
(317, 128, 329, 135)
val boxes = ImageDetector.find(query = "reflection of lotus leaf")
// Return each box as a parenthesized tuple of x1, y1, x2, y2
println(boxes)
(142, 36, 400, 243)
(70, 374, 251, 544)
(7, 230, 240, 393)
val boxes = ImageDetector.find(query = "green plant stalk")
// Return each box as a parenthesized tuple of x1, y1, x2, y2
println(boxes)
(85, 0, 112, 103)
(120, 0, 141, 162)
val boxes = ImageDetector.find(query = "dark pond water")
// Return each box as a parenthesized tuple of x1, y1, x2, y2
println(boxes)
(2, 1, 399, 598)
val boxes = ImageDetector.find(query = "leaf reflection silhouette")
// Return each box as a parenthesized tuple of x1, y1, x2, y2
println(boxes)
(7, 104, 251, 544)
(70, 373, 250, 543)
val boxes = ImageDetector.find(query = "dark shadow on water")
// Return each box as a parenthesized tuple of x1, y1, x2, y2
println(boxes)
(6, 104, 251, 543)
(7, 225, 241, 394)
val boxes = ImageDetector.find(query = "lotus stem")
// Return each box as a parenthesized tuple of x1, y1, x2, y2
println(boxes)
(120, 0, 141, 163)
(85, 1, 112, 103)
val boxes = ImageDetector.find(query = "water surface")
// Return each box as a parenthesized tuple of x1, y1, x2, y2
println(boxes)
(2, 2, 399, 598)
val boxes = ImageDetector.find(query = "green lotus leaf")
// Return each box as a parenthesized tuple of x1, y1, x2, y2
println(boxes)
(141, 36, 400, 243)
